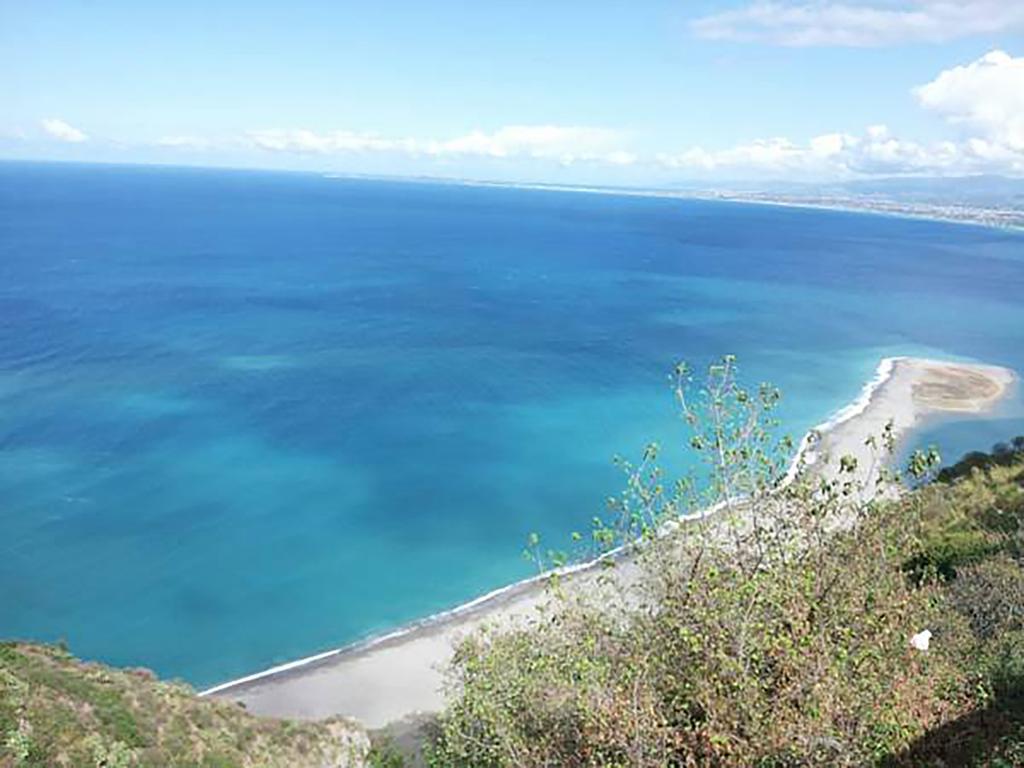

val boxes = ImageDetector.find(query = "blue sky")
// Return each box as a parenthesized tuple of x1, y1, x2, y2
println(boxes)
(2, 1, 1022, 183)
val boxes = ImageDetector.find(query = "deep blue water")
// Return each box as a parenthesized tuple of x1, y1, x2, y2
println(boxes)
(1, 161, 1023, 686)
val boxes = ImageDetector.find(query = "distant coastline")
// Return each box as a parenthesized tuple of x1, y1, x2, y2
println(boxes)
(207, 356, 1017, 729)
(4, 160, 1020, 231)
(438, 177, 1024, 232)
(688, 191, 1024, 232)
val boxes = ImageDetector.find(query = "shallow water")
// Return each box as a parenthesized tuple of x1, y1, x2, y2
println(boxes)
(1, 162, 1022, 685)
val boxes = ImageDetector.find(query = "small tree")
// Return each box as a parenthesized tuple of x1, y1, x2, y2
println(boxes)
(430, 357, 958, 767)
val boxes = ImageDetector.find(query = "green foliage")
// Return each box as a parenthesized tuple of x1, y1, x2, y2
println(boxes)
(431, 359, 1024, 767)
(904, 525, 999, 583)
(906, 451, 1024, 586)
(525, 355, 795, 571)
(951, 557, 1024, 640)
(936, 437, 1024, 484)
(0, 642, 368, 767)
(367, 736, 407, 768)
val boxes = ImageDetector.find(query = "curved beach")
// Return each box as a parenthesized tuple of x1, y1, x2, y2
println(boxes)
(205, 356, 1016, 731)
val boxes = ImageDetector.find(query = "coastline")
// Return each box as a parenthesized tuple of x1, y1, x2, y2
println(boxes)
(685, 193, 1024, 233)
(205, 356, 1016, 729)
(782, 356, 896, 485)
(443, 178, 1024, 232)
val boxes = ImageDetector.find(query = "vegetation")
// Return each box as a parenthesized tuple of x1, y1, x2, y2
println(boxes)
(429, 357, 1024, 767)
(0, 642, 368, 767)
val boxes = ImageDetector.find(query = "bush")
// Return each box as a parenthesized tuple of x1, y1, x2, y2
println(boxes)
(948, 557, 1024, 640)
(429, 359, 1024, 767)
(433, 503, 965, 766)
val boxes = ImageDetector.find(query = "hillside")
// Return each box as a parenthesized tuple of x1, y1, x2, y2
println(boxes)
(0, 642, 368, 767)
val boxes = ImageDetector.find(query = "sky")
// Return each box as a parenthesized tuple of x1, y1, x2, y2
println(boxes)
(2, 0, 1023, 184)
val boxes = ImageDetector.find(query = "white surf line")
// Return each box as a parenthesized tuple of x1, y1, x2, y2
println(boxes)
(199, 356, 911, 699)
(783, 356, 898, 483)
(447, 180, 1024, 232)
(200, 649, 343, 696)
(199, 548, 621, 697)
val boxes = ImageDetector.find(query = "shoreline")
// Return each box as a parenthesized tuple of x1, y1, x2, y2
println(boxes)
(443, 178, 1024, 233)
(685, 193, 1024, 233)
(783, 356, 896, 485)
(198, 356, 891, 700)
(205, 356, 1016, 728)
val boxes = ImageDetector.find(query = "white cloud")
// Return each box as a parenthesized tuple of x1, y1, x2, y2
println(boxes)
(691, 1, 1024, 47)
(657, 123, 1019, 177)
(914, 50, 1024, 151)
(605, 150, 639, 166)
(40, 118, 88, 143)
(423, 125, 620, 160)
(656, 49, 1024, 177)
(248, 129, 408, 154)
(40, 49, 1021, 180)
(659, 137, 811, 172)
(247, 125, 632, 166)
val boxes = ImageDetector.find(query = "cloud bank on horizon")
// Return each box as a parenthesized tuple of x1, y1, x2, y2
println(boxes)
(247, 125, 636, 167)
(659, 50, 1024, 176)
(6, 1, 1024, 182)
(41, 50, 1018, 179)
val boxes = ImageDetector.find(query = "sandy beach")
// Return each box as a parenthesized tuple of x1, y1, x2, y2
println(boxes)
(205, 356, 1016, 732)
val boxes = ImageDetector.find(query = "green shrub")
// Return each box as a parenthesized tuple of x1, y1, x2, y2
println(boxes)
(430, 359, 1024, 767)
(948, 557, 1024, 640)
(367, 736, 407, 768)
(903, 525, 999, 583)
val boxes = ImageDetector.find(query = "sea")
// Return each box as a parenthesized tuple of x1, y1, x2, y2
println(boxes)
(1, 161, 1023, 687)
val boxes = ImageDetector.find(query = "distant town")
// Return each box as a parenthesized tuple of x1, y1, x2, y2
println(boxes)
(440, 174, 1024, 231)
(692, 190, 1024, 230)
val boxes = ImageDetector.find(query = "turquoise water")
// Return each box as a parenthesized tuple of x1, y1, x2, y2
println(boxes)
(1, 161, 1023, 686)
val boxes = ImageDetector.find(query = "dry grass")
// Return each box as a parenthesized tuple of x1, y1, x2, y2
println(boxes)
(0, 642, 369, 767)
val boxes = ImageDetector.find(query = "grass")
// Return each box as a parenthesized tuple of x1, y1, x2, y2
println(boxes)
(0, 642, 368, 767)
